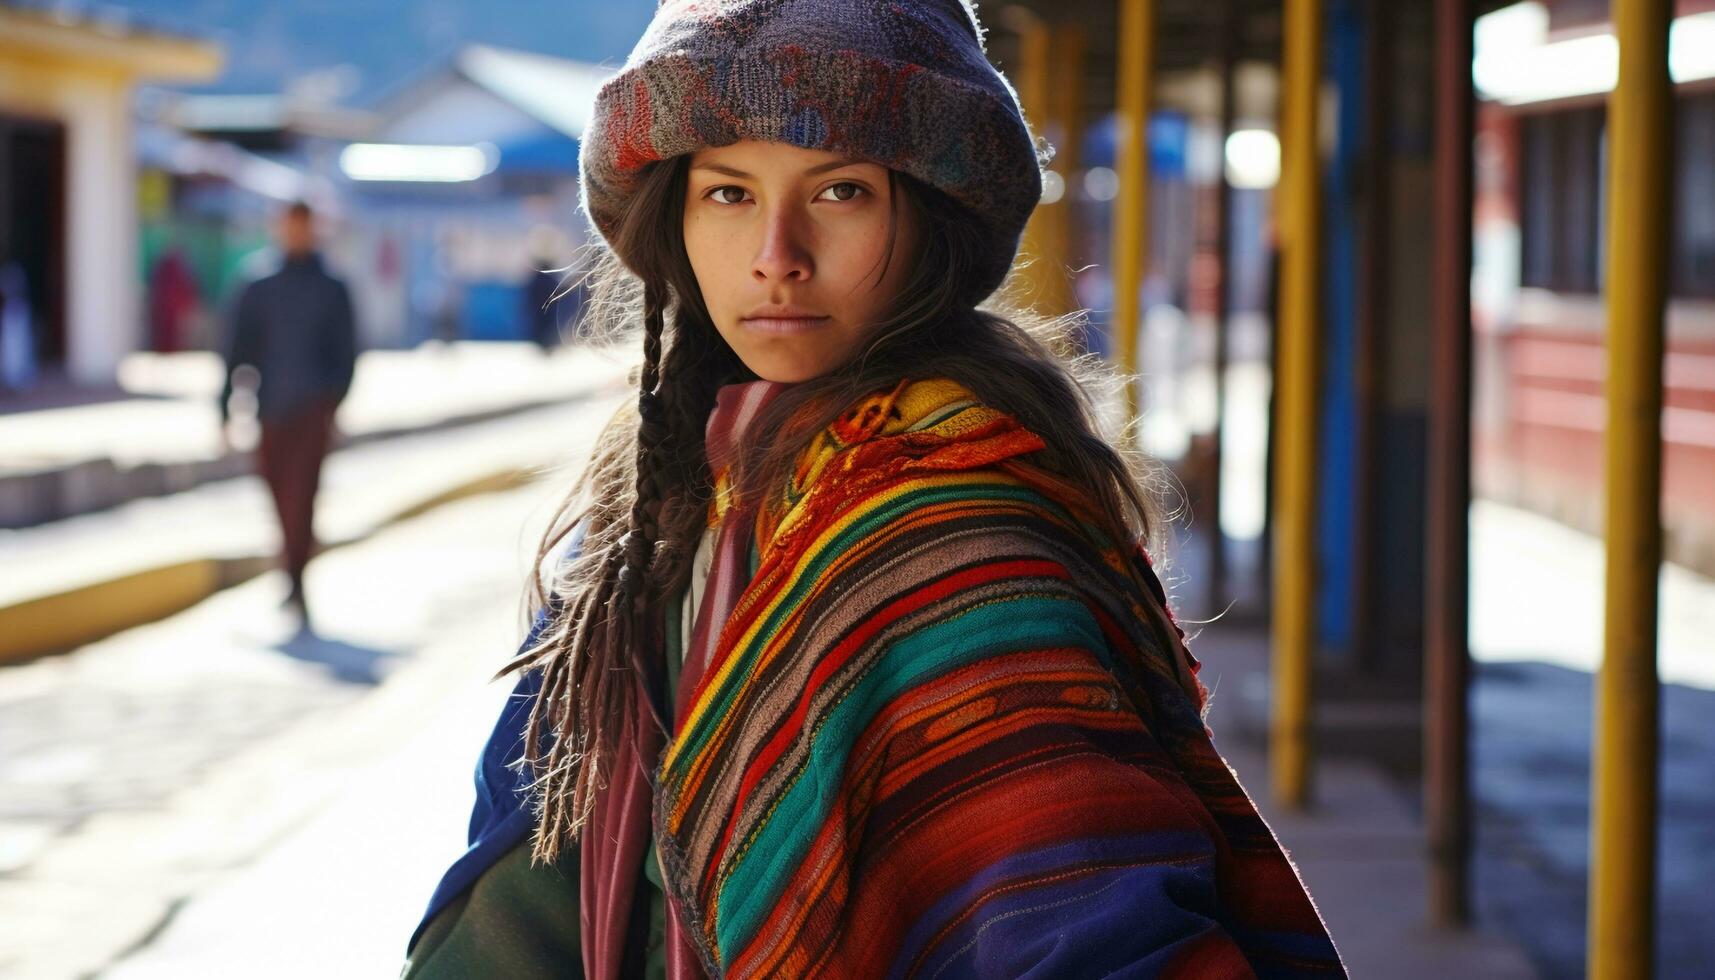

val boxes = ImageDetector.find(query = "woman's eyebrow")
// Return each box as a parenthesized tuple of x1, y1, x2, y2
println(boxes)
(690, 157, 868, 179)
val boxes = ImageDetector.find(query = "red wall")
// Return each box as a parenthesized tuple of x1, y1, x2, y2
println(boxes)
(1484, 325, 1715, 530)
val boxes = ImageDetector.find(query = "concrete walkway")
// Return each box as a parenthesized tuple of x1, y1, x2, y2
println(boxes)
(0, 482, 577, 978)
(1465, 500, 1715, 978)
(1172, 498, 1715, 979)
(1192, 622, 1541, 978)
(0, 341, 635, 527)
(0, 342, 633, 663)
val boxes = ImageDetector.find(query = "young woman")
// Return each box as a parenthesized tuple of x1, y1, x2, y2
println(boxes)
(403, 1, 1344, 977)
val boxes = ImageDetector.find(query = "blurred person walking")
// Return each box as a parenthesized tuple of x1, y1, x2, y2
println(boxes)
(217, 200, 357, 627)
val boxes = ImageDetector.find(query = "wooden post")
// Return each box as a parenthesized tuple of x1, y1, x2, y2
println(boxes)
(1425, 0, 1474, 929)
(1209, 0, 1240, 608)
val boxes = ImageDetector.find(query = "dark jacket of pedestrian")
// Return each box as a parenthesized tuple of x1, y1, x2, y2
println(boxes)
(219, 250, 358, 424)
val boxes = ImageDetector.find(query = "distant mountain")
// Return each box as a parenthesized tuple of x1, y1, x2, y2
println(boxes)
(26, 0, 655, 107)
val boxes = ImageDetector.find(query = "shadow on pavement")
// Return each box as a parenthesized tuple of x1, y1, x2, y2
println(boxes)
(1473, 660, 1715, 979)
(273, 628, 401, 686)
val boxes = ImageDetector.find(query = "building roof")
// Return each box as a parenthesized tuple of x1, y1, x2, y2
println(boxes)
(370, 42, 614, 142)
(0, 2, 221, 80)
(455, 44, 613, 139)
(151, 92, 378, 141)
(346, 42, 611, 177)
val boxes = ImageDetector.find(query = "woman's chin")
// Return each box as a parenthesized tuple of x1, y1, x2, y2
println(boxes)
(736, 351, 836, 384)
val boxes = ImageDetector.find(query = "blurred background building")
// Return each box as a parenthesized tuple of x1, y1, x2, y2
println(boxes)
(2, 0, 624, 401)
(1470, 0, 1715, 577)
(0, 2, 220, 389)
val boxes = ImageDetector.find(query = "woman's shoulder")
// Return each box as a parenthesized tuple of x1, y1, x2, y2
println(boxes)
(760, 375, 1087, 548)
(833, 375, 1012, 441)
(790, 376, 1048, 489)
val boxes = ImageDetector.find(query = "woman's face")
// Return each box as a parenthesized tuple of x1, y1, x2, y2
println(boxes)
(682, 140, 916, 383)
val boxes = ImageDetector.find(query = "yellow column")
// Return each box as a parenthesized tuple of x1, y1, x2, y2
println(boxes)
(1271, 0, 1323, 809)
(1013, 15, 1073, 318)
(1112, 0, 1154, 427)
(1589, 0, 1672, 975)
(1049, 22, 1086, 320)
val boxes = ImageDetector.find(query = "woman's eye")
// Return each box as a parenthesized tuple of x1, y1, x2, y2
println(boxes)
(707, 185, 750, 205)
(820, 181, 865, 202)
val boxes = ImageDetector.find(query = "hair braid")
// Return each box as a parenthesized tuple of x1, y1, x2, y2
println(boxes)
(509, 279, 674, 861)
(610, 280, 672, 730)
(646, 308, 729, 605)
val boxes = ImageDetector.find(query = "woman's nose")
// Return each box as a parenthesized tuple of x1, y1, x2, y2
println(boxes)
(751, 207, 813, 283)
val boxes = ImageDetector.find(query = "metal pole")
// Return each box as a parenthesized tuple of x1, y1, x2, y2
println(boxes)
(1209, 0, 1239, 610)
(1113, 0, 1155, 431)
(1272, 0, 1323, 809)
(1425, 0, 1474, 930)
(1351, 0, 1393, 675)
(1589, 0, 1671, 974)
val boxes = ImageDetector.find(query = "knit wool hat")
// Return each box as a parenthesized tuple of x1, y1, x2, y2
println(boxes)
(578, 0, 1049, 306)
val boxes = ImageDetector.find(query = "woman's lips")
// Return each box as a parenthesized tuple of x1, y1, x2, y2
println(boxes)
(741, 315, 832, 335)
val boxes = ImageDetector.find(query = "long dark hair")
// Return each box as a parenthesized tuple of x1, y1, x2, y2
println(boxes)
(502, 150, 1168, 863)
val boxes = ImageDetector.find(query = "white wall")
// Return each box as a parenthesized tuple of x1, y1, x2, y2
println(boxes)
(0, 58, 140, 386)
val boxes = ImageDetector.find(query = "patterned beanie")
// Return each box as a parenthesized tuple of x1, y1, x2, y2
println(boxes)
(578, 0, 1049, 306)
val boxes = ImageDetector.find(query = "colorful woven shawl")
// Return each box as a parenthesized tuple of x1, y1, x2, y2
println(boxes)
(647, 376, 1345, 978)
(583, 379, 791, 980)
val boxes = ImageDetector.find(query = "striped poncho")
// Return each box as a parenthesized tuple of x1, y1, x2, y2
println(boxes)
(654, 377, 1342, 976)
(406, 375, 1344, 978)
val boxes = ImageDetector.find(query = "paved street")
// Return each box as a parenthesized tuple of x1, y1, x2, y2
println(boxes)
(0, 342, 619, 479)
(0, 396, 618, 979)
(96, 481, 558, 979)
(1169, 495, 1715, 979)
(1470, 658, 1715, 979)
(1467, 502, 1715, 978)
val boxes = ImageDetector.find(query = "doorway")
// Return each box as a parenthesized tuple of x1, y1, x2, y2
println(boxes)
(0, 113, 69, 390)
